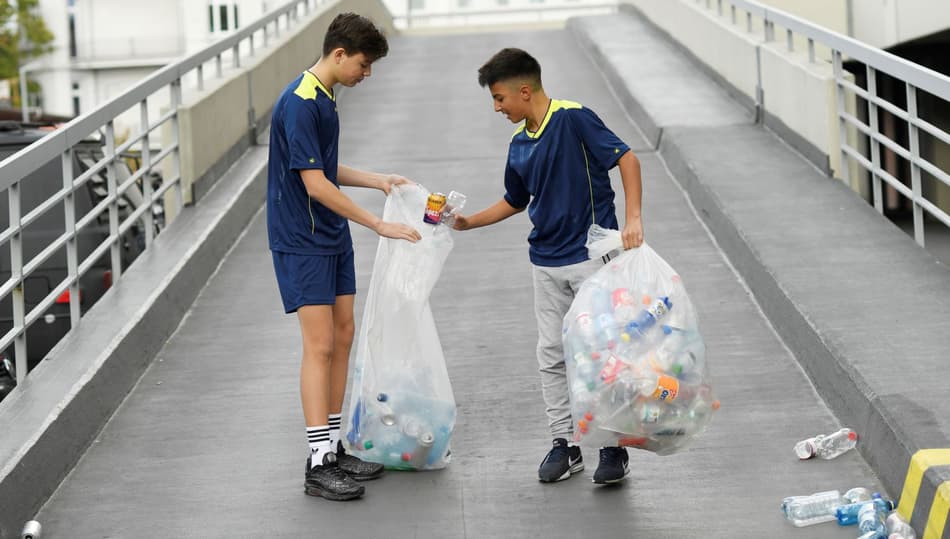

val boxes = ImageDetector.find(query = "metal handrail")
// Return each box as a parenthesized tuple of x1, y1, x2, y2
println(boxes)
(697, 0, 950, 249)
(0, 0, 322, 386)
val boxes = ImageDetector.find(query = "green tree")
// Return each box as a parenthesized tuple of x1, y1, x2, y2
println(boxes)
(0, 0, 55, 81)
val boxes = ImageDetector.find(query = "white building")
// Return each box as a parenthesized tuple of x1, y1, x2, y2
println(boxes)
(26, 0, 273, 135)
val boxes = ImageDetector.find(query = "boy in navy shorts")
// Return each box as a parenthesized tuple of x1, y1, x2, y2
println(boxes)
(267, 13, 421, 501)
(453, 48, 644, 485)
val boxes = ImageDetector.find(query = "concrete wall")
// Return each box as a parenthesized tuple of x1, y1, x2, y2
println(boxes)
(176, 0, 397, 203)
(624, 0, 858, 180)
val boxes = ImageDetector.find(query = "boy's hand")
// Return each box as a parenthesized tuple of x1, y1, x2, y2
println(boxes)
(375, 220, 422, 242)
(379, 174, 413, 195)
(452, 214, 472, 231)
(622, 217, 643, 249)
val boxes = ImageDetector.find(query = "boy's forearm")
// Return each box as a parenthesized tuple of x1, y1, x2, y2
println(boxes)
(337, 164, 383, 190)
(468, 198, 523, 228)
(618, 151, 642, 220)
(301, 169, 381, 231)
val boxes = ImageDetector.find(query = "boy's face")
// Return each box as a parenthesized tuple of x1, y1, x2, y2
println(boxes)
(332, 49, 374, 87)
(489, 80, 531, 124)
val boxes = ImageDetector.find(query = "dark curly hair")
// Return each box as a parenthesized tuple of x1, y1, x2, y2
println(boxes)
(477, 48, 542, 89)
(322, 13, 389, 62)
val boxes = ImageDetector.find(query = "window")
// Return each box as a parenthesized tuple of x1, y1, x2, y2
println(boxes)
(68, 14, 77, 57)
(209, 2, 240, 33)
(219, 5, 229, 31)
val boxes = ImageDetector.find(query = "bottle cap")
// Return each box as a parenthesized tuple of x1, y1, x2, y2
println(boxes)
(848, 431, 858, 441)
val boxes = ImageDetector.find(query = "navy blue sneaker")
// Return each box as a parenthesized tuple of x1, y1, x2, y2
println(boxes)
(592, 446, 629, 484)
(538, 438, 584, 482)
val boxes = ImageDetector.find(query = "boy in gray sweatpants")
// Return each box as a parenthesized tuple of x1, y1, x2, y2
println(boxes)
(453, 48, 644, 484)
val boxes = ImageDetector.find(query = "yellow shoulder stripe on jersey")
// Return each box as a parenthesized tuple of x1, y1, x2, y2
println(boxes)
(523, 99, 582, 140)
(294, 71, 335, 101)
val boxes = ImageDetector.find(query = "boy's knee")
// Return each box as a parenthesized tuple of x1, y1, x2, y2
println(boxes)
(335, 318, 355, 341)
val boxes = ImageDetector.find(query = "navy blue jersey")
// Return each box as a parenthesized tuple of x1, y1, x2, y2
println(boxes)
(267, 71, 352, 255)
(503, 99, 630, 267)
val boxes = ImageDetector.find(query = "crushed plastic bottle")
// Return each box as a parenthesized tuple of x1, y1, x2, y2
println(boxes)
(440, 191, 467, 227)
(859, 501, 888, 535)
(795, 427, 858, 459)
(885, 512, 917, 539)
(836, 493, 896, 526)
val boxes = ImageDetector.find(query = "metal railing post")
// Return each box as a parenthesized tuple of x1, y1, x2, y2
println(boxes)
(866, 65, 883, 213)
(906, 82, 925, 246)
(8, 181, 27, 382)
(62, 149, 80, 327)
(105, 121, 122, 281)
(833, 50, 850, 187)
(140, 98, 155, 247)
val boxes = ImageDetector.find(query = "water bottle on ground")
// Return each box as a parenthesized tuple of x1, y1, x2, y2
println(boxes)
(782, 487, 873, 527)
(836, 494, 895, 526)
(795, 427, 857, 459)
(781, 490, 847, 527)
(858, 501, 887, 535)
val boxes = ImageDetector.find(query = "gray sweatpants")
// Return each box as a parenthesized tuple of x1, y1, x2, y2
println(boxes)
(532, 257, 607, 438)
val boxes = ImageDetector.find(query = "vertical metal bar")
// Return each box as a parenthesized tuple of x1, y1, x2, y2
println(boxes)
(216, 54, 223, 78)
(140, 98, 155, 247)
(197, 64, 205, 92)
(867, 65, 883, 213)
(263, 25, 269, 48)
(250, 34, 255, 57)
(833, 50, 851, 187)
(730, 5, 736, 25)
(170, 78, 184, 211)
(105, 121, 122, 281)
(232, 44, 240, 69)
(62, 149, 80, 328)
(754, 45, 764, 124)
(906, 82, 924, 246)
(808, 38, 815, 63)
(8, 181, 27, 383)
(274, 17, 280, 38)
(786, 29, 794, 52)
(746, 12, 752, 33)
(716, 0, 722, 16)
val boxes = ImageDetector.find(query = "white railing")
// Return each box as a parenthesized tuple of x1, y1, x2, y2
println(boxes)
(699, 0, 950, 247)
(0, 0, 324, 387)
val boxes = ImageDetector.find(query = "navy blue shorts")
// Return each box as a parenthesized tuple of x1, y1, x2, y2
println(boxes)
(271, 249, 356, 313)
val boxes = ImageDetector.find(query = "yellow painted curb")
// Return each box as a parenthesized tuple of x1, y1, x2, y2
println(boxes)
(922, 481, 949, 539)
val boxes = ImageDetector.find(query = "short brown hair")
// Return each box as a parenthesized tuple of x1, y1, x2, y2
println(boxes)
(322, 13, 388, 62)
(477, 48, 542, 89)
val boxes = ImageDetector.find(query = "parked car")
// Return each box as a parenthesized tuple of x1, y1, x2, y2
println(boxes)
(0, 119, 163, 399)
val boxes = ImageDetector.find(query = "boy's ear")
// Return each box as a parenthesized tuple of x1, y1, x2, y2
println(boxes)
(519, 83, 532, 100)
(331, 47, 347, 64)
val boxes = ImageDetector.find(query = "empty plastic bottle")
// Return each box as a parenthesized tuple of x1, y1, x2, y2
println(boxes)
(621, 296, 673, 340)
(633, 372, 680, 402)
(836, 494, 895, 526)
(795, 427, 858, 459)
(782, 487, 872, 527)
(858, 501, 887, 535)
(885, 512, 917, 539)
(781, 490, 847, 527)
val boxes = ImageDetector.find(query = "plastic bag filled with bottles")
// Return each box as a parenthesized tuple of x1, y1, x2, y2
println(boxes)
(563, 225, 718, 456)
(343, 184, 457, 470)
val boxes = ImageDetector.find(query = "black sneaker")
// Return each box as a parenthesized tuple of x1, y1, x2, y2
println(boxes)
(337, 441, 384, 481)
(538, 438, 584, 482)
(592, 446, 630, 484)
(304, 452, 365, 501)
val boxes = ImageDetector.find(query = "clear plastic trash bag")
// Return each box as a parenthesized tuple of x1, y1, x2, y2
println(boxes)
(563, 225, 718, 455)
(343, 184, 456, 470)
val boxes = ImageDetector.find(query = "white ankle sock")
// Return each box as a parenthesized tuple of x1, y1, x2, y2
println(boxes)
(306, 425, 331, 468)
(328, 413, 342, 451)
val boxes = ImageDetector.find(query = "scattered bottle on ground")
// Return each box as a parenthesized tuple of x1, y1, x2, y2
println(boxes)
(835, 493, 896, 526)
(794, 427, 858, 460)
(781, 487, 872, 527)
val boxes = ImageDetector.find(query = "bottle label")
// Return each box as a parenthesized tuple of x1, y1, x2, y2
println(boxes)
(652, 375, 679, 401)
